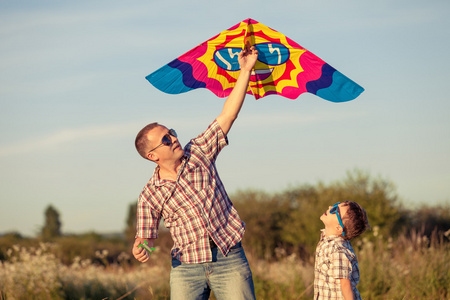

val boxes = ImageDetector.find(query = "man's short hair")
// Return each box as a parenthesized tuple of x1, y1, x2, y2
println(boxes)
(341, 201, 370, 240)
(135, 122, 159, 160)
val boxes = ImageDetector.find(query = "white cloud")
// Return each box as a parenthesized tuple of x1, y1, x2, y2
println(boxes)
(1, 71, 114, 97)
(0, 122, 140, 157)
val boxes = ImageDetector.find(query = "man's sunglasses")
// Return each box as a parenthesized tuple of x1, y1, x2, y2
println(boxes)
(330, 202, 346, 236)
(148, 129, 177, 153)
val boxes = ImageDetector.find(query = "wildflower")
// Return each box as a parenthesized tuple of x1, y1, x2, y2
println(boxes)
(444, 229, 450, 239)
(118, 252, 131, 262)
(373, 225, 380, 237)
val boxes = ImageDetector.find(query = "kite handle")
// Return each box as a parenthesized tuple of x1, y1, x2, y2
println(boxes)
(138, 240, 156, 255)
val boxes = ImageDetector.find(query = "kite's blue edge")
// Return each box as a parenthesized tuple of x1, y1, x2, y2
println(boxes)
(316, 71, 365, 103)
(146, 64, 194, 94)
(146, 59, 207, 95)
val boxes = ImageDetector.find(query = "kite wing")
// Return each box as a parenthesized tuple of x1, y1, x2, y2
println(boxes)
(146, 18, 364, 102)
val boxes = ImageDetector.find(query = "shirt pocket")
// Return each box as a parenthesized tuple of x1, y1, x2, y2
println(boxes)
(320, 261, 330, 273)
(185, 163, 212, 192)
(319, 259, 335, 279)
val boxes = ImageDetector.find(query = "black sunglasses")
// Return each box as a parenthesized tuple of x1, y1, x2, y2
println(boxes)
(148, 129, 177, 153)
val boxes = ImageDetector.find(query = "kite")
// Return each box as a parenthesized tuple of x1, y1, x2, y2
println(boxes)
(146, 18, 364, 102)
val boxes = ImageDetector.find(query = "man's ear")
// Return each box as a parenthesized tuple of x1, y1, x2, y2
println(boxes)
(147, 152, 158, 162)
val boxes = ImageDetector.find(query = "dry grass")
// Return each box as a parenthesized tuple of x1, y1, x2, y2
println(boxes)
(0, 230, 448, 299)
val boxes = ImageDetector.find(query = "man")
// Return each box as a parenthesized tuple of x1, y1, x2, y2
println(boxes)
(133, 44, 258, 299)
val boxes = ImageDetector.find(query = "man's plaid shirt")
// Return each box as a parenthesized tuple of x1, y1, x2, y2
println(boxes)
(136, 120, 245, 264)
(314, 230, 362, 300)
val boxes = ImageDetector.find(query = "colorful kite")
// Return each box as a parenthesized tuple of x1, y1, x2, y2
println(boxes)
(146, 18, 364, 102)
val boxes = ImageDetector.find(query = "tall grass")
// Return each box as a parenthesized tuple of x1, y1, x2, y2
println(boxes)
(0, 243, 170, 300)
(1, 229, 448, 299)
(357, 228, 450, 299)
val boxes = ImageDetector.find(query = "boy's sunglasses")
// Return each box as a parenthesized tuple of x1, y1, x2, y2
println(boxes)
(330, 202, 346, 236)
(148, 129, 177, 153)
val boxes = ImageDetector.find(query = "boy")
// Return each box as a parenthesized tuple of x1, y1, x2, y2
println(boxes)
(314, 201, 370, 300)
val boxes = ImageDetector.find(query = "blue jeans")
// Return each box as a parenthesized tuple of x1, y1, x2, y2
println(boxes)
(170, 243, 256, 300)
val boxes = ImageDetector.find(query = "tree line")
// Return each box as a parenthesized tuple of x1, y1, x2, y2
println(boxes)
(3, 170, 448, 264)
(124, 170, 450, 259)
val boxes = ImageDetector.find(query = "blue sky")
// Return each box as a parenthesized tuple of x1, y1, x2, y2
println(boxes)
(1, 0, 449, 237)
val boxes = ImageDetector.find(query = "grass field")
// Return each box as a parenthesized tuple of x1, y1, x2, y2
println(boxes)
(1, 229, 448, 299)
(2, 175, 449, 299)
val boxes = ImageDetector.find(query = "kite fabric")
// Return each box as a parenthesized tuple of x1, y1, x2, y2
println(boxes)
(146, 18, 364, 102)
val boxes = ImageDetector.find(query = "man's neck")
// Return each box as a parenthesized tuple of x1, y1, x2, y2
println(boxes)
(158, 159, 182, 181)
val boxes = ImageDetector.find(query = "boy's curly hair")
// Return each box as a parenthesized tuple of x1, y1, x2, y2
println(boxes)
(341, 201, 370, 240)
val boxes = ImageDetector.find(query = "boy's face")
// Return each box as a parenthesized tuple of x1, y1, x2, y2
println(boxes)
(320, 203, 349, 235)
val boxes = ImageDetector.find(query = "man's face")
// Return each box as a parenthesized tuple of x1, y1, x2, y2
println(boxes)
(146, 125, 184, 162)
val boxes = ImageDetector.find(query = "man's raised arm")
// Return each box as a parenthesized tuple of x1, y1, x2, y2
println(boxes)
(216, 44, 258, 135)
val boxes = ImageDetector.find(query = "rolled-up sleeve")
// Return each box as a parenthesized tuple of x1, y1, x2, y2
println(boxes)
(189, 119, 228, 162)
(136, 195, 160, 239)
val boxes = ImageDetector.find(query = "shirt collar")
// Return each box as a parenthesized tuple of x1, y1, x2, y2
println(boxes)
(320, 229, 345, 243)
(150, 157, 188, 187)
(149, 165, 163, 186)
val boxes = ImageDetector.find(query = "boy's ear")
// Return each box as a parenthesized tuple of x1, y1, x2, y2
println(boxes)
(336, 225, 344, 235)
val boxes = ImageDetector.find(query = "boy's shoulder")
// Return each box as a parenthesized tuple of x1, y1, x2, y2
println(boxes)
(318, 232, 356, 260)
(332, 239, 356, 262)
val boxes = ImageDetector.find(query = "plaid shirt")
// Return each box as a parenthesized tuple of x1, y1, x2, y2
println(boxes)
(314, 230, 362, 300)
(136, 120, 245, 263)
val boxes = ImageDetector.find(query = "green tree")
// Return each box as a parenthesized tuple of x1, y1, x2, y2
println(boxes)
(125, 202, 137, 243)
(41, 205, 61, 241)
(234, 170, 408, 259)
(281, 170, 406, 254)
(233, 190, 291, 259)
(409, 204, 450, 237)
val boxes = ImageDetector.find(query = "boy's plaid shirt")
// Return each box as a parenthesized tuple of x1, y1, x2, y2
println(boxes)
(314, 230, 362, 300)
(136, 120, 245, 264)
